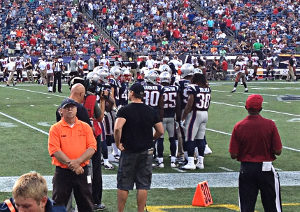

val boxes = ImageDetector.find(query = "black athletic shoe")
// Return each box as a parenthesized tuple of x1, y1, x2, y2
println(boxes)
(93, 203, 106, 211)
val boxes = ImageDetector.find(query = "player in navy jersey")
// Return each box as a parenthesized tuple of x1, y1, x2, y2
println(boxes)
(175, 63, 195, 162)
(155, 71, 181, 168)
(181, 73, 211, 170)
(143, 69, 164, 119)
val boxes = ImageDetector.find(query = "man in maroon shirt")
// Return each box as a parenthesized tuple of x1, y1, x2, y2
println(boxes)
(229, 94, 282, 212)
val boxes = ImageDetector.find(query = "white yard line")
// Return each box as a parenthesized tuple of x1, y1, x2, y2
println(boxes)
(1, 171, 300, 192)
(219, 167, 234, 172)
(4, 86, 67, 98)
(212, 101, 300, 117)
(207, 128, 300, 152)
(0, 112, 49, 135)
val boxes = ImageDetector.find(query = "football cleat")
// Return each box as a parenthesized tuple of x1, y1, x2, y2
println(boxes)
(170, 162, 177, 168)
(231, 89, 236, 93)
(204, 145, 212, 155)
(244, 89, 248, 92)
(196, 162, 204, 169)
(181, 163, 196, 170)
(104, 162, 114, 170)
(152, 162, 164, 168)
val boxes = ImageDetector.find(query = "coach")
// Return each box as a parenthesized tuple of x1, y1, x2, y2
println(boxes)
(114, 83, 164, 212)
(229, 94, 282, 212)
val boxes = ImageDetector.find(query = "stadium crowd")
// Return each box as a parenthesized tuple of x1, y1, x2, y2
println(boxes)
(0, 0, 116, 58)
(83, 0, 300, 57)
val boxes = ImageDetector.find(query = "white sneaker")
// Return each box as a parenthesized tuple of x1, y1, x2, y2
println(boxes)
(204, 145, 212, 155)
(181, 163, 196, 170)
(170, 162, 177, 168)
(196, 162, 204, 169)
(104, 162, 114, 170)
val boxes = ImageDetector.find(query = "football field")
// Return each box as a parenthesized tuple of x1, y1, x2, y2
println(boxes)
(0, 81, 300, 211)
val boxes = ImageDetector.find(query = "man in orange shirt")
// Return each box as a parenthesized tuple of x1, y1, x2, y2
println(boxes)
(48, 98, 97, 212)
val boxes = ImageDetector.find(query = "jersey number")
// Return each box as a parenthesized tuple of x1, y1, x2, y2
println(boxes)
(144, 90, 160, 107)
(163, 92, 176, 108)
(195, 93, 211, 110)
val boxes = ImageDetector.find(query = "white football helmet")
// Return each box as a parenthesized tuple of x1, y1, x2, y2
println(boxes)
(193, 68, 203, 74)
(94, 67, 109, 83)
(159, 71, 171, 84)
(86, 72, 100, 82)
(122, 67, 132, 82)
(145, 69, 159, 84)
(110, 66, 122, 79)
(159, 64, 172, 74)
(180, 63, 194, 78)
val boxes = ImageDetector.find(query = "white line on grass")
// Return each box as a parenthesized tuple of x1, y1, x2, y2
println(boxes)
(219, 167, 233, 172)
(212, 89, 278, 97)
(212, 101, 300, 117)
(0, 112, 49, 135)
(5, 87, 67, 98)
(207, 128, 300, 152)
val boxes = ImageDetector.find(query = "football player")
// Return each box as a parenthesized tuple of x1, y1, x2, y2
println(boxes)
(46, 58, 54, 92)
(15, 56, 24, 83)
(5, 57, 16, 86)
(265, 53, 275, 81)
(175, 63, 194, 162)
(251, 52, 260, 81)
(181, 73, 211, 170)
(93, 67, 115, 169)
(156, 71, 181, 168)
(0, 56, 9, 81)
(231, 56, 248, 93)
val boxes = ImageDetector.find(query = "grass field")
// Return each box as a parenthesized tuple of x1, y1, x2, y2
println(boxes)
(0, 80, 300, 212)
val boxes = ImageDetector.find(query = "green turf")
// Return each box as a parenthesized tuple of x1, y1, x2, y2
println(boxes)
(0, 81, 300, 211)
(1, 187, 299, 211)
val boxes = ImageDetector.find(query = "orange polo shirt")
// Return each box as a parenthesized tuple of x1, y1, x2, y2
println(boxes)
(48, 117, 97, 169)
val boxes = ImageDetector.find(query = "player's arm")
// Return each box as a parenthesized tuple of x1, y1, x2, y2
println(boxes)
(181, 93, 194, 121)
(175, 93, 181, 123)
(153, 121, 164, 140)
(158, 94, 164, 121)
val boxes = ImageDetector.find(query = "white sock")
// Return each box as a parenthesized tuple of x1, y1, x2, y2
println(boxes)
(107, 146, 112, 154)
(104, 159, 109, 165)
(188, 157, 195, 165)
(158, 157, 163, 163)
(184, 151, 188, 161)
(171, 156, 176, 163)
(198, 156, 204, 164)
(194, 147, 199, 158)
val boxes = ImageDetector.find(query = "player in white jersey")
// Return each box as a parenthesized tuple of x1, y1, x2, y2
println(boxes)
(265, 53, 275, 81)
(231, 56, 248, 93)
(46, 58, 54, 92)
(38, 57, 47, 85)
(5, 57, 16, 86)
(181, 73, 211, 170)
(251, 52, 260, 80)
(15, 56, 24, 82)
(0, 56, 9, 81)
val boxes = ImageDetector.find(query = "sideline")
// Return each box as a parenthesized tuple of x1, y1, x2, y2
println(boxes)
(1, 171, 300, 192)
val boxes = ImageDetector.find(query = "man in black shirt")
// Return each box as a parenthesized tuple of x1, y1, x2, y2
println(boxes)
(114, 83, 164, 212)
(56, 83, 90, 125)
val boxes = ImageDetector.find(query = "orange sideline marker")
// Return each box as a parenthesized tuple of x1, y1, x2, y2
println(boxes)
(192, 181, 213, 207)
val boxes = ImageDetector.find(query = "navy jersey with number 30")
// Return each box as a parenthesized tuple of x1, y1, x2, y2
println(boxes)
(143, 83, 163, 110)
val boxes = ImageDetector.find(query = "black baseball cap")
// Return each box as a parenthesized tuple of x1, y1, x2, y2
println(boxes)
(60, 98, 77, 109)
(129, 83, 144, 96)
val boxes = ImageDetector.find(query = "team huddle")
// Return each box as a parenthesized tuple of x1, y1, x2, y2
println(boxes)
(80, 61, 212, 171)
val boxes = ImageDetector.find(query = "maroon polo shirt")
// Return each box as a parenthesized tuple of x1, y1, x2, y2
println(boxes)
(229, 115, 282, 162)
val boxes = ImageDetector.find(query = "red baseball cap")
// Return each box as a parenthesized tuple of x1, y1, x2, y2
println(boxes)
(245, 94, 263, 111)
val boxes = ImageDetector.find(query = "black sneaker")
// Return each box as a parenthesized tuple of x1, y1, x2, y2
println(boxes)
(93, 203, 106, 211)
